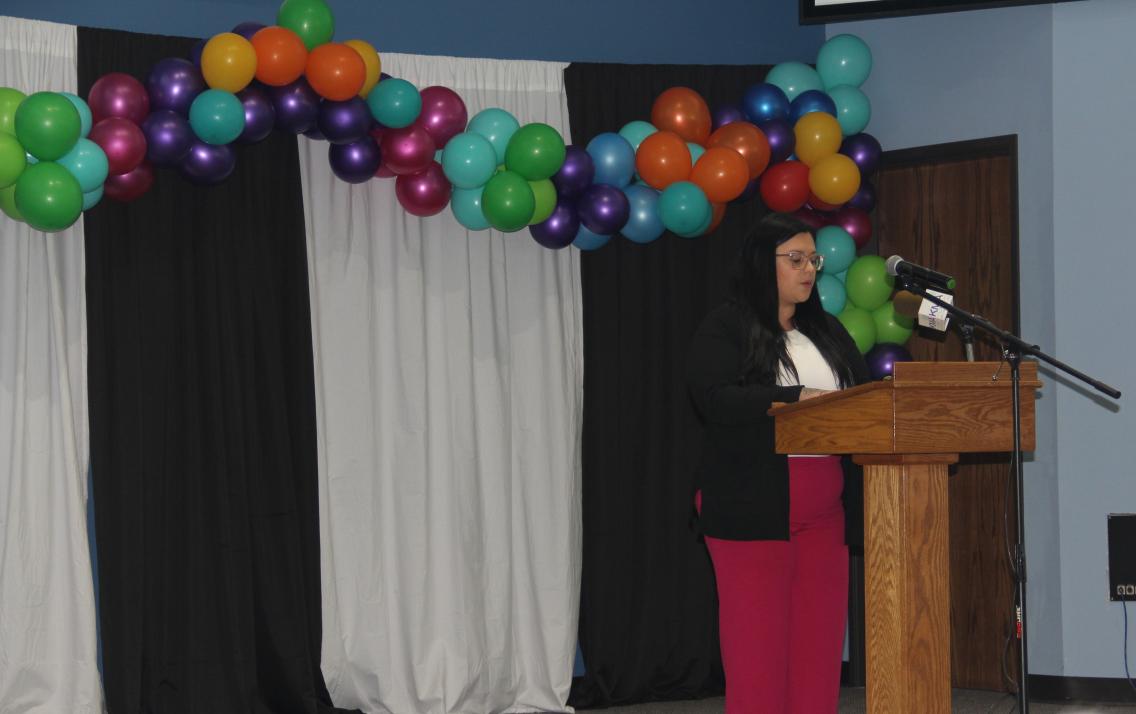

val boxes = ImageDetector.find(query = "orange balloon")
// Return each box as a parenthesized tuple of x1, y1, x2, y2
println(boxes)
(651, 87, 711, 145)
(201, 32, 257, 93)
(635, 130, 692, 190)
(690, 146, 750, 203)
(343, 39, 382, 98)
(808, 153, 861, 205)
(706, 122, 771, 181)
(250, 26, 308, 86)
(305, 43, 366, 101)
(794, 112, 842, 167)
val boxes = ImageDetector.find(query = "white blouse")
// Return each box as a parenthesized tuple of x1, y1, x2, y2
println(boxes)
(776, 329, 839, 458)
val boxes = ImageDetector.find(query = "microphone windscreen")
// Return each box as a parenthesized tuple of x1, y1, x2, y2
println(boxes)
(885, 255, 904, 276)
(893, 290, 922, 318)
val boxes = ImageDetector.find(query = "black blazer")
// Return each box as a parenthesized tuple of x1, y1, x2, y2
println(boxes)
(687, 301, 870, 545)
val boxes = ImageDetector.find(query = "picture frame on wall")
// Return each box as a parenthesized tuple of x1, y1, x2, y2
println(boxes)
(801, 0, 1072, 25)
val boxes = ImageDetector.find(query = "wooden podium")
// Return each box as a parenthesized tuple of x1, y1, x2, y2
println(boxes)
(768, 361, 1041, 713)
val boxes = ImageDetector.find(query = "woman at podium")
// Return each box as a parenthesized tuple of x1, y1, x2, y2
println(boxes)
(687, 213, 869, 713)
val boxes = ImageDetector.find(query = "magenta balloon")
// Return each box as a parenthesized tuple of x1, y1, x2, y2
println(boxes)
(380, 124, 436, 176)
(833, 205, 873, 248)
(89, 117, 147, 176)
(791, 207, 830, 229)
(89, 72, 150, 126)
(395, 161, 452, 217)
(104, 161, 154, 203)
(415, 86, 467, 148)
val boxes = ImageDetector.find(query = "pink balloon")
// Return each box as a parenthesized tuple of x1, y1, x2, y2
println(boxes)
(833, 205, 873, 248)
(104, 161, 155, 203)
(415, 86, 467, 148)
(379, 124, 435, 176)
(791, 207, 831, 229)
(88, 72, 151, 126)
(374, 163, 396, 178)
(89, 117, 147, 176)
(395, 161, 451, 217)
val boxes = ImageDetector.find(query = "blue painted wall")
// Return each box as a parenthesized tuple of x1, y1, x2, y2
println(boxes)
(0, 0, 824, 65)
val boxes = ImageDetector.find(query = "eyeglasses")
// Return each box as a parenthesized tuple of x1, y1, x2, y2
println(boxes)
(775, 251, 824, 271)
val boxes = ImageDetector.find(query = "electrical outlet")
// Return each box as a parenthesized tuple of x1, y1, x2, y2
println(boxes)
(1108, 514, 1136, 601)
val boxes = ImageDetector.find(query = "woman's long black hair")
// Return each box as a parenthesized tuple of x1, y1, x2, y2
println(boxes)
(730, 213, 856, 389)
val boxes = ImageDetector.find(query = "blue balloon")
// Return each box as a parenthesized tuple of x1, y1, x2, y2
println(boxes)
(618, 120, 657, 153)
(442, 132, 497, 189)
(189, 89, 245, 145)
(586, 132, 635, 188)
(366, 78, 421, 129)
(658, 181, 710, 236)
(741, 83, 790, 124)
(467, 108, 519, 165)
(59, 92, 92, 138)
(58, 138, 108, 193)
(790, 89, 837, 123)
(573, 224, 611, 251)
(451, 186, 491, 230)
(82, 184, 103, 211)
(620, 184, 665, 244)
(816, 225, 857, 274)
(827, 84, 871, 136)
(817, 274, 847, 315)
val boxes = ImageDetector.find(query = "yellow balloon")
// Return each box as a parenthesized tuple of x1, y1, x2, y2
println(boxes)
(344, 39, 381, 98)
(201, 32, 258, 93)
(793, 112, 842, 167)
(808, 153, 862, 205)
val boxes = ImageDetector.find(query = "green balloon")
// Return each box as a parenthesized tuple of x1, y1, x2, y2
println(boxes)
(838, 305, 877, 355)
(528, 178, 556, 225)
(844, 254, 894, 311)
(481, 170, 535, 232)
(0, 132, 27, 188)
(14, 161, 83, 232)
(0, 183, 23, 222)
(504, 123, 566, 181)
(15, 92, 81, 162)
(0, 87, 26, 136)
(873, 300, 914, 346)
(277, 0, 335, 50)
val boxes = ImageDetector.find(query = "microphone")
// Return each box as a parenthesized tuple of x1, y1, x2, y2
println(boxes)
(886, 255, 957, 291)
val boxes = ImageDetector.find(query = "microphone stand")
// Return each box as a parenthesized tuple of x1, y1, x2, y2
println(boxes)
(897, 276, 1121, 714)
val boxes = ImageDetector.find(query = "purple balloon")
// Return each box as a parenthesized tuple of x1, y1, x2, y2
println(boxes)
(189, 39, 205, 69)
(271, 78, 320, 134)
(379, 72, 393, 82)
(530, 201, 580, 249)
(552, 145, 595, 199)
(730, 177, 760, 205)
(577, 184, 630, 235)
(758, 118, 795, 165)
(848, 178, 876, 213)
(416, 86, 468, 148)
(146, 57, 205, 117)
(866, 343, 913, 381)
(236, 84, 276, 144)
(329, 137, 382, 184)
(142, 110, 193, 166)
(317, 97, 372, 145)
(231, 21, 265, 40)
(712, 104, 746, 132)
(179, 140, 236, 186)
(840, 132, 882, 176)
(303, 126, 327, 141)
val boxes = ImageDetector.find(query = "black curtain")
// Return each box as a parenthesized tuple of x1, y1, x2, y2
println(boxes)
(80, 28, 359, 714)
(565, 63, 773, 708)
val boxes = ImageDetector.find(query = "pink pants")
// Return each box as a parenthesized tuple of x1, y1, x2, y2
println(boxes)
(700, 456, 848, 714)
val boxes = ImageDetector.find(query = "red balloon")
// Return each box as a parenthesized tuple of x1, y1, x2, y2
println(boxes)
(104, 161, 155, 202)
(89, 117, 147, 176)
(395, 161, 452, 217)
(833, 205, 873, 247)
(651, 87, 711, 145)
(88, 72, 150, 125)
(807, 190, 842, 212)
(379, 124, 435, 176)
(759, 160, 810, 213)
(415, 86, 467, 148)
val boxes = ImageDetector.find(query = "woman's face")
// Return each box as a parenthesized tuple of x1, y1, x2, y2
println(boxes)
(775, 231, 819, 309)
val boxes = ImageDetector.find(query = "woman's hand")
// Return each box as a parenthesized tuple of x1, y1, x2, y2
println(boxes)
(799, 387, 831, 401)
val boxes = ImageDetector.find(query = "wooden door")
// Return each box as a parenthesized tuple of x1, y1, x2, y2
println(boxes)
(874, 136, 1019, 692)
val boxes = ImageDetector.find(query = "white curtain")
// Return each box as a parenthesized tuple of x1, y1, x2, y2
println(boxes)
(0, 16, 101, 714)
(300, 54, 583, 714)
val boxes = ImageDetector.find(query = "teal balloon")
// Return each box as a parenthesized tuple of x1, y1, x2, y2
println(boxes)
(620, 184, 664, 244)
(838, 305, 877, 354)
(367, 78, 421, 129)
(441, 131, 497, 189)
(659, 181, 710, 236)
(844, 254, 894, 311)
(189, 89, 245, 145)
(573, 224, 611, 251)
(82, 184, 103, 211)
(872, 300, 914, 346)
(58, 138, 108, 193)
(14, 161, 83, 232)
(686, 142, 705, 165)
(467, 108, 520, 165)
(677, 203, 714, 238)
(0, 131, 26, 188)
(618, 120, 657, 153)
(816, 225, 857, 274)
(59, 92, 93, 138)
(827, 84, 871, 136)
(764, 62, 824, 102)
(816, 34, 873, 89)
(834, 269, 847, 283)
(817, 274, 847, 315)
(15, 92, 81, 161)
(451, 186, 491, 231)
